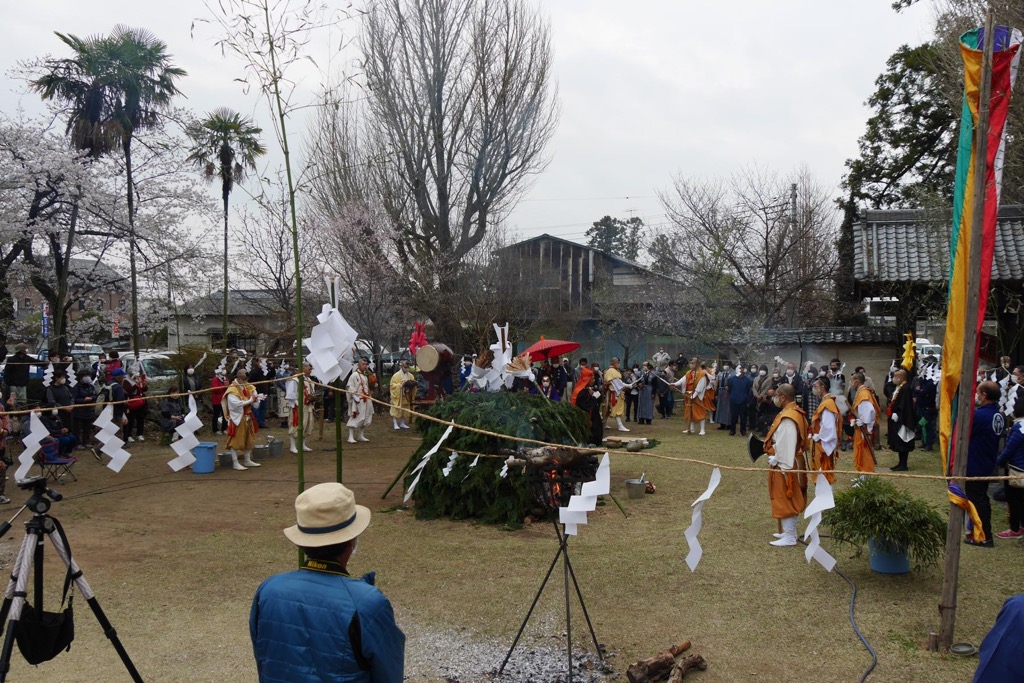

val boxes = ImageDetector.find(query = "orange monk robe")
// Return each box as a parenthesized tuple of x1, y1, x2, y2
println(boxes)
(764, 402, 809, 519)
(681, 370, 714, 421)
(572, 366, 594, 406)
(851, 386, 879, 473)
(809, 395, 841, 484)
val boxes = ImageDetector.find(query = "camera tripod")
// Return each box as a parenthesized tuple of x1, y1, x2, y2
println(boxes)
(498, 520, 603, 682)
(0, 477, 143, 682)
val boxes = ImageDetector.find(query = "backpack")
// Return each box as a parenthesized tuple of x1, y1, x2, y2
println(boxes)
(94, 383, 112, 410)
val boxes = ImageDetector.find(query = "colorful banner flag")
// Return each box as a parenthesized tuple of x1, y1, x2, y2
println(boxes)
(939, 26, 1021, 477)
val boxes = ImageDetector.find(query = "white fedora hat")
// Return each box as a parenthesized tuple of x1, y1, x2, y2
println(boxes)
(284, 483, 371, 547)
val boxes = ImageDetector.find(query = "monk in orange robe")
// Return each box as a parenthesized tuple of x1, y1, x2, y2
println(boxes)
(764, 384, 808, 546)
(850, 372, 878, 475)
(808, 376, 841, 484)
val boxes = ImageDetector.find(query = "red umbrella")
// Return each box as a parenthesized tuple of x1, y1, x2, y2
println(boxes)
(521, 337, 580, 362)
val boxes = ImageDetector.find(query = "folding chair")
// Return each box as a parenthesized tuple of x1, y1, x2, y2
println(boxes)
(35, 437, 78, 484)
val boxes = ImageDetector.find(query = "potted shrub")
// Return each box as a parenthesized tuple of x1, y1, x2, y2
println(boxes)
(822, 476, 947, 573)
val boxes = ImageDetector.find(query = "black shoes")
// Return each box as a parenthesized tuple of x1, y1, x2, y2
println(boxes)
(965, 539, 994, 548)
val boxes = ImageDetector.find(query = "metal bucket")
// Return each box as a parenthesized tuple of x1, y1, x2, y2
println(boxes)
(268, 439, 284, 457)
(218, 452, 233, 468)
(625, 479, 646, 499)
(252, 444, 270, 461)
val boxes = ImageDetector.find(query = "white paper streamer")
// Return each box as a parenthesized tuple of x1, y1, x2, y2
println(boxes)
(67, 369, 77, 388)
(404, 423, 455, 503)
(194, 352, 208, 370)
(14, 412, 45, 482)
(303, 302, 358, 384)
(442, 452, 458, 478)
(802, 472, 838, 571)
(684, 467, 722, 572)
(461, 454, 481, 482)
(499, 455, 515, 479)
(93, 404, 132, 473)
(558, 453, 610, 536)
(167, 395, 203, 472)
(42, 363, 54, 388)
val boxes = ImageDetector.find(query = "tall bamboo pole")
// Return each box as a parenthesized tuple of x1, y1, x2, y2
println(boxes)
(936, 6, 996, 651)
(259, 2, 306, 565)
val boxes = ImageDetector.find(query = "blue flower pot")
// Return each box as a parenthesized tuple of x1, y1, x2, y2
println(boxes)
(869, 538, 910, 574)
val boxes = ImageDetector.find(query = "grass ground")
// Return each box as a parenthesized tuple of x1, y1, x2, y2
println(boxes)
(0, 412, 1007, 682)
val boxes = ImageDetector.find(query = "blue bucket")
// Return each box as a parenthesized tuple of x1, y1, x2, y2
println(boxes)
(192, 442, 218, 475)
(868, 538, 911, 574)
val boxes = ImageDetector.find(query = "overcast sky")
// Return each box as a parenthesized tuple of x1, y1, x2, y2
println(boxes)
(0, 1, 937, 247)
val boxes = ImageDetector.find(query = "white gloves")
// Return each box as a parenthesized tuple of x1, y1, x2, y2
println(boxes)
(691, 392, 698, 399)
(811, 433, 821, 442)
(592, 390, 601, 398)
(767, 455, 779, 467)
(891, 413, 898, 422)
(855, 419, 865, 427)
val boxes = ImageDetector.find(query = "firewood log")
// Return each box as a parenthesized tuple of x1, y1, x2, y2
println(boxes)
(626, 641, 691, 683)
(666, 655, 707, 683)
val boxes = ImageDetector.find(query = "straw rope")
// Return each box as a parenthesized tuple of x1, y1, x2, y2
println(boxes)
(304, 378, 1024, 484)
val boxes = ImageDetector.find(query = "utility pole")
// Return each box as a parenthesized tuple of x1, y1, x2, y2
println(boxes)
(935, 6, 996, 652)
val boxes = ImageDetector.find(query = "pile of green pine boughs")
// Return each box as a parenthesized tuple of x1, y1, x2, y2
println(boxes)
(402, 391, 591, 525)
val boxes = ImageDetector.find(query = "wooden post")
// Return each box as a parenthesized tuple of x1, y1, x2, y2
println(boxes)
(935, 7, 996, 652)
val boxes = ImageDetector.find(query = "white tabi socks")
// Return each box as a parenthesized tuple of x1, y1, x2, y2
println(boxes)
(616, 417, 630, 432)
(769, 516, 798, 546)
(399, 420, 409, 429)
(358, 427, 370, 442)
(699, 419, 706, 436)
(393, 418, 401, 430)
(242, 450, 261, 467)
(348, 428, 356, 444)
(289, 437, 298, 454)
(230, 450, 247, 471)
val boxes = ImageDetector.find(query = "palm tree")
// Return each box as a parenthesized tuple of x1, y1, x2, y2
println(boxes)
(186, 108, 266, 352)
(34, 25, 186, 359)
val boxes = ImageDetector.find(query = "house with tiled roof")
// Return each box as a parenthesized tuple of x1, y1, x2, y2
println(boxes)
(852, 205, 1024, 362)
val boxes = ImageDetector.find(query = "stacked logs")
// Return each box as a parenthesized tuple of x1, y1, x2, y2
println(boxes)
(626, 640, 707, 683)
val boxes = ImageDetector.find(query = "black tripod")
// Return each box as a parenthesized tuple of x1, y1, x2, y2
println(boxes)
(0, 476, 143, 682)
(499, 520, 603, 682)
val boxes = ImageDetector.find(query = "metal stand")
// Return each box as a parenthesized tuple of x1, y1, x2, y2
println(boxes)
(499, 520, 603, 681)
(0, 477, 143, 682)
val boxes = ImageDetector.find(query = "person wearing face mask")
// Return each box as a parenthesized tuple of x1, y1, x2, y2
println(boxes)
(762, 384, 808, 547)
(622, 365, 638, 422)
(181, 363, 203, 398)
(727, 364, 753, 436)
(210, 369, 229, 436)
(1009, 366, 1024, 418)
(780, 362, 803, 407)
(807, 376, 840, 484)
(44, 371, 74, 431)
(38, 404, 79, 456)
(849, 372, 878, 475)
(72, 369, 98, 450)
(714, 362, 734, 430)
(538, 374, 560, 402)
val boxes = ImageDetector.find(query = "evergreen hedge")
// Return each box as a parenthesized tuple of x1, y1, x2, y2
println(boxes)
(403, 391, 591, 525)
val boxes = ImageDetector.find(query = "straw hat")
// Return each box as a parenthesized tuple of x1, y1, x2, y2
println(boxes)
(283, 483, 371, 547)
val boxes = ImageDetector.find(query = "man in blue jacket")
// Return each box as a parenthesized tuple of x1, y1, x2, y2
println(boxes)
(250, 483, 405, 682)
(727, 365, 754, 436)
(966, 381, 1005, 547)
